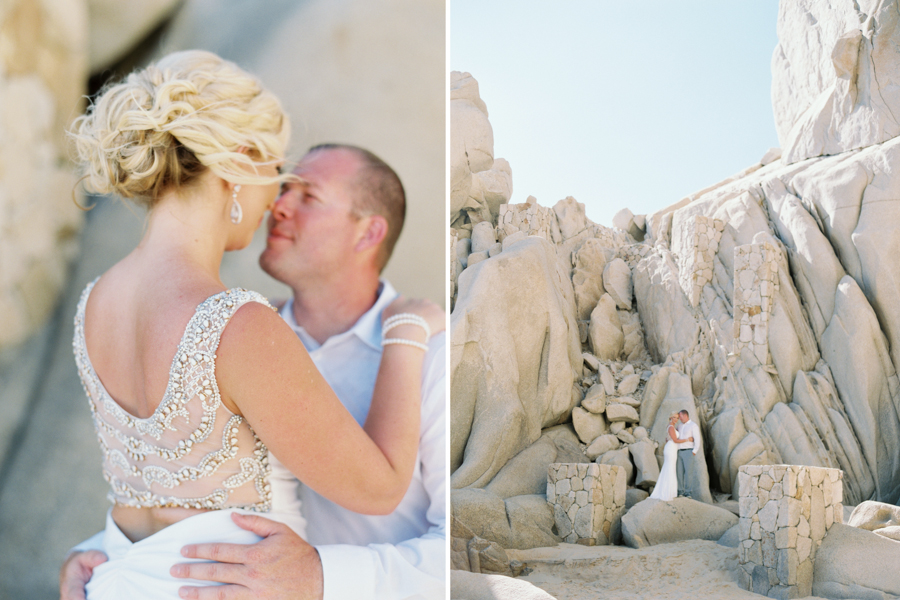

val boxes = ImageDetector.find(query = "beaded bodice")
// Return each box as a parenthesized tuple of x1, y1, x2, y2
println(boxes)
(73, 280, 273, 511)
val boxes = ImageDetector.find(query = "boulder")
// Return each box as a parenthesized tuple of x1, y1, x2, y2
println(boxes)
(451, 237, 581, 489)
(452, 489, 560, 551)
(617, 374, 640, 396)
(451, 571, 558, 600)
(621, 498, 738, 549)
(466, 536, 511, 575)
(505, 494, 559, 550)
(775, 1, 900, 164)
(581, 384, 606, 414)
(602, 258, 633, 310)
(485, 435, 557, 499)
(625, 488, 649, 509)
(632, 251, 699, 362)
(629, 439, 660, 489)
(470, 221, 496, 254)
(606, 403, 639, 423)
(88, 0, 181, 71)
(572, 407, 608, 445)
(588, 294, 624, 361)
(552, 196, 587, 241)
(875, 526, 900, 542)
(571, 239, 612, 321)
(847, 501, 900, 532)
(813, 524, 900, 599)
(598, 447, 634, 485)
(585, 434, 620, 461)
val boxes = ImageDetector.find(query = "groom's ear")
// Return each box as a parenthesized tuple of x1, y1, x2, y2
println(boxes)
(353, 214, 388, 254)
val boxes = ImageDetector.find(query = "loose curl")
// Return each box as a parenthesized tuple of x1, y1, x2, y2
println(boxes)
(69, 50, 291, 208)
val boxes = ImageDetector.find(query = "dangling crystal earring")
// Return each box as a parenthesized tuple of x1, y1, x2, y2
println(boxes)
(230, 184, 243, 224)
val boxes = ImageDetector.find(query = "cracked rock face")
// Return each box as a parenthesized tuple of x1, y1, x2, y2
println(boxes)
(451, 5, 900, 578)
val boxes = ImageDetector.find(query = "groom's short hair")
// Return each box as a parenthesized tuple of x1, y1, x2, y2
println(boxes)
(307, 143, 406, 271)
(678, 410, 689, 418)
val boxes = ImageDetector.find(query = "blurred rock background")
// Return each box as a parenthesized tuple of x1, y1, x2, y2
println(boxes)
(0, 1, 444, 597)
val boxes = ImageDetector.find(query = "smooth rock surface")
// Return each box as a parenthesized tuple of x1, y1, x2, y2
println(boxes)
(621, 498, 739, 549)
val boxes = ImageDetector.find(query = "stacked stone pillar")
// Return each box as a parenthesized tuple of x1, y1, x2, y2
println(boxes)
(678, 215, 724, 307)
(733, 241, 779, 363)
(547, 463, 626, 545)
(737, 465, 843, 599)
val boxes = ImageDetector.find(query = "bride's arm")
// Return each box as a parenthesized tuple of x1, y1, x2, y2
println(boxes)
(215, 301, 443, 516)
(668, 425, 693, 444)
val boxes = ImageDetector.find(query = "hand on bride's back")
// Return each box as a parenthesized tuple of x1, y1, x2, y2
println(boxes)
(383, 296, 445, 337)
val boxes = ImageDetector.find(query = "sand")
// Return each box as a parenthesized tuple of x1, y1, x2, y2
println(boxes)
(506, 541, 830, 600)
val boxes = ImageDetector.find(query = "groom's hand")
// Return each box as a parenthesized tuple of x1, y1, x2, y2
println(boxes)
(172, 513, 323, 600)
(59, 550, 108, 600)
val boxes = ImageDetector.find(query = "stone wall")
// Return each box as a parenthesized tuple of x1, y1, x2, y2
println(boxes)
(732, 241, 780, 364)
(738, 464, 843, 599)
(547, 462, 626, 546)
(676, 215, 724, 308)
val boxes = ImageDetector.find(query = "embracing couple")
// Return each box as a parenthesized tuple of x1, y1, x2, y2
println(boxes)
(60, 50, 445, 600)
(649, 410, 702, 502)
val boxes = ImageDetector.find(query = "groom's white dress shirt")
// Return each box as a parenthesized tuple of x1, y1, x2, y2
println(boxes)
(676, 419, 702, 454)
(277, 280, 446, 600)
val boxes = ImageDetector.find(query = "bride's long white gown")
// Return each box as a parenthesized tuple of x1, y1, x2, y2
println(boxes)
(649, 426, 678, 501)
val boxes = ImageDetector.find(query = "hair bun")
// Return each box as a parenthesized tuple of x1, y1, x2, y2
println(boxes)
(69, 50, 290, 207)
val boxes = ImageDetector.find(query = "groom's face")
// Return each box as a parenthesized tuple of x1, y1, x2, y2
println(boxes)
(678, 412, 689, 423)
(260, 149, 366, 285)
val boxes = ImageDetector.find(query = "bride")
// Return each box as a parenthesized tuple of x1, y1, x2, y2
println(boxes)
(649, 412, 693, 501)
(64, 50, 442, 599)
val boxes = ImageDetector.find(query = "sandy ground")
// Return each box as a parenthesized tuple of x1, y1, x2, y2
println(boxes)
(506, 541, 829, 600)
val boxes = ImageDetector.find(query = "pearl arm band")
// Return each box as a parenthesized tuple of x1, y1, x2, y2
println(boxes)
(382, 338, 429, 352)
(382, 313, 431, 341)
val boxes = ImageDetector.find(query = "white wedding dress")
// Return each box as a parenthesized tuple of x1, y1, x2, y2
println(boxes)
(649, 425, 678, 501)
(73, 281, 305, 599)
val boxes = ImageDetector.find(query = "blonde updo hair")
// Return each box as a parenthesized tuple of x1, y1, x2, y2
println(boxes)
(69, 50, 290, 207)
(668, 412, 679, 422)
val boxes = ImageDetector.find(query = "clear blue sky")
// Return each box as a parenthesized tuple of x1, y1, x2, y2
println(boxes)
(451, 1, 781, 227)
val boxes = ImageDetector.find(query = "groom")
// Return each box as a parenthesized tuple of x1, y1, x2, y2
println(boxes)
(60, 144, 446, 600)
(675, 410, 701, 499)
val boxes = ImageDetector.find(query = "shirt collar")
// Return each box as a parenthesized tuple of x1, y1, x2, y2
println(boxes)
(279, 280, 398, 352)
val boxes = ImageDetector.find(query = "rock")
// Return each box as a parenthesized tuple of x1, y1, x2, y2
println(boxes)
(616, 430, 635, 445)
(633, 426, 649, 441)
(471, 221, 497, 254)
(602, 258, 633, 310)
(552, 196, 587, 241)
(632, 252, 699, 362)
(452, 489, 513, 548)
(813, 524, 900, 599)
(606, 403, 639, 423)
(505, 494, 559, 549)
(501, 230, 526, 252)
(581, 353, 600, 372)
(485, 435, 558, 499)
(89, 0, 181, 71)
(617, 374, 640, 396)
(585, 434, 620, 461)
(598, 447, 634, 485)
(467, 536, 511, 575)
(452, 489, 560, 552)
(597, 363, 617, 396)
(629, 439, 660, 489)
(450, 73, 495, 221)
(621, 498, 738, 549)
(609, 421, 626, 436)
(717, 523, 741, 548)
(581, 384, 606, 414)
(875, 526, 900, 542)
(451, 571, 558, 600)
(625, 488, 649, 509)
(451, 237, 582, 489)
(467, 251, 488, 267)
(572, 407, 608, 445)
(588, 294, 624, 361)
(612, 207, 635, 232)
(774, 2, 900, 164)
(615, 396, 641, 408)
(0, 0, 87, 351)
(572, 239, 612, 321)
(488, 242, 502, 257)
(847, 501, 900, 532)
